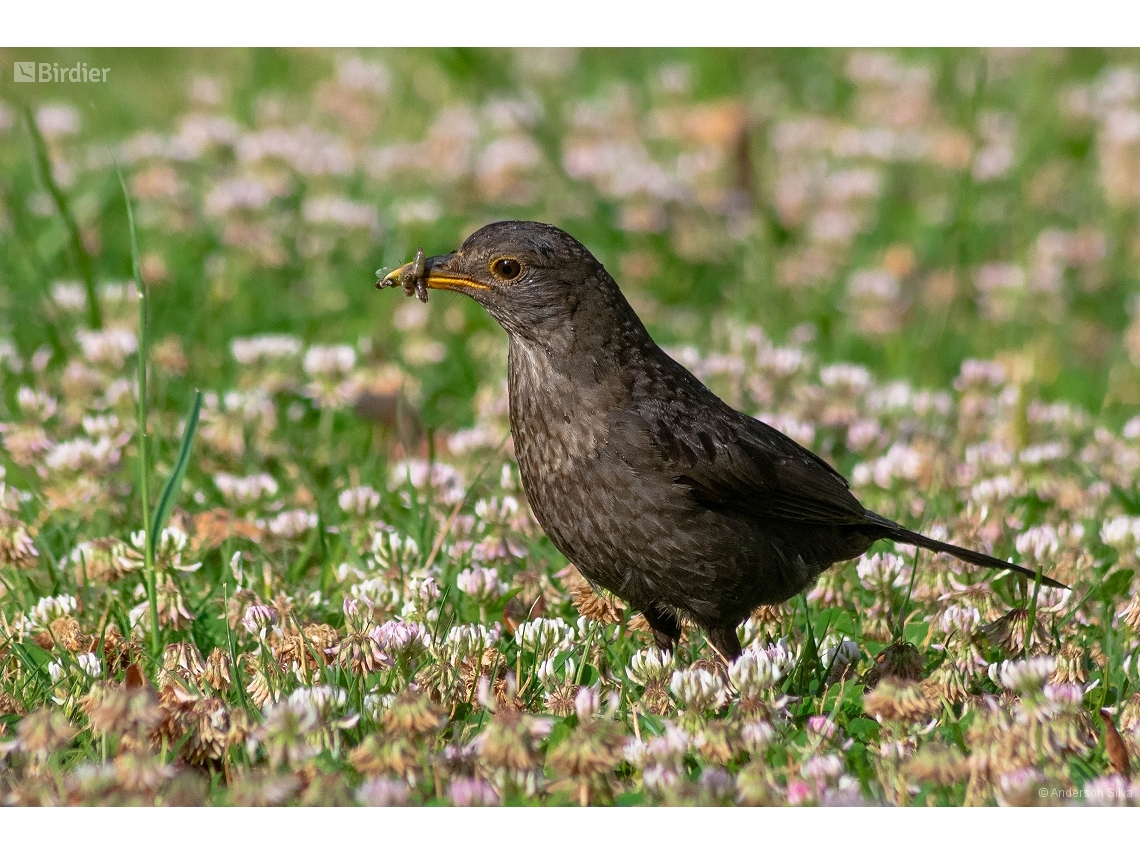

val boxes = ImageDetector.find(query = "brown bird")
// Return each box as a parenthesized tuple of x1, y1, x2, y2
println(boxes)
(378, 221, 1064, 660)
(1098, 708, 1132, 778)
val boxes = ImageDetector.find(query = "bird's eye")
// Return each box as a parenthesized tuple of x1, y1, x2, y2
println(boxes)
(491, 257, 523, 281)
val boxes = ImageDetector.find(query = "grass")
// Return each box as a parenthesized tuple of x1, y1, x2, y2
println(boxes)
(0, 47, 1139, 806)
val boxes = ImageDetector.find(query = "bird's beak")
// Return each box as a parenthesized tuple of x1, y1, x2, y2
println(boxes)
(377, 252, 489, 292)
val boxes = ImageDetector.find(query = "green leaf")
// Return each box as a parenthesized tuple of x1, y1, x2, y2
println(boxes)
(1100, 569, 1134, 602)
(149, 390, 203, 559)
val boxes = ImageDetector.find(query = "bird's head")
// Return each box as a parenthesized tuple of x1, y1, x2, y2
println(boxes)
(378, 221, 626, 340)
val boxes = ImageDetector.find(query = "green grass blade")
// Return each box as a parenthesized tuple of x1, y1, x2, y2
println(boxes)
(23, 105, 101, 329)
(114, 155, 159, 658)
(150, 390, 204, 551)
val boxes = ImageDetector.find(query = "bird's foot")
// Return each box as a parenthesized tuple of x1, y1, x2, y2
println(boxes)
(643, 603, 681, 654)
(706, 626, 743, 663)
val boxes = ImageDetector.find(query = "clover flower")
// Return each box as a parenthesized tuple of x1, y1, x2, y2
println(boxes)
(516, 616, 576, 656)
(728, 647, 784, 701)
(338, 485, 380, 515)
(627, 647, 674, 686)
(0, 511, 39, 570)
(669, 666, 728, 714)
(229, 335, 302, 365)
(242, 605, 278, 638)
(448, 777, 500, 806)
(214, 472, 278, 505)
(990, 656, 1056, 695)
(252, 698, 319, 769)
(76, 328, 137, 368)
(262, 509, 318, 539)
(456, 564, 508, 605)
(357, 776, 410, 806)
(370, 619, 427, 661)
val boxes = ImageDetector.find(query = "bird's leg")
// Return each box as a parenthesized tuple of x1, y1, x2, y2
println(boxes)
(642, 604, 681, 652)
(706, 626, 743, 663)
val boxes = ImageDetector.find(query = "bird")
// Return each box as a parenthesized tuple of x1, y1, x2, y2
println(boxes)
(377, 221, 1064, 661)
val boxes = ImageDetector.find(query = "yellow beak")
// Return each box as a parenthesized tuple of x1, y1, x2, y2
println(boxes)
(378, 253, 489, 292)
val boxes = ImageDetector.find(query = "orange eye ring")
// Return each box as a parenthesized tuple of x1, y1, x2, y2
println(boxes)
(491, 257, 523, 281)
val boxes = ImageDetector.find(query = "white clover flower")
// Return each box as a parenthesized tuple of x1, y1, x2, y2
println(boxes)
(303, 344, 356, 377)
(669, 666, 727, 713)
(302, 196, 378, 230)
(81, 413, 121, 438)
(819, 637, 860, 675)
(362, 690, 395, 725)
(242, 604, 278, 638)
(740, 720, 776, 753)
(77, 652, 102, 678)
(819, 363, 872, 394)
(1043, 683, 1085, 709)
(729, 647, 783, 698)
(1015, 525, 1061, 565)
(440, 623, 500, 665)
(48, 659, 65, 683)
(1101, 516, 1140, 555)
(289, 685, 349, 721)
(757, 345, 807, 378)
(17, 387, 57, 420)
(230, 334, 302, 364)
(0, 339, 25, 372)
(851, 443, 924, 489)
(214, 472, 278, 504)
(368, 527, 420, 572)
(801, 753, 844, 783)
(338, 485, 381, 515)
(626, 647, 675, 686)
(388, 459, 466, 505)
(990, 656, 1056, 695)
(537, 654, 576, 689)
(574, 685, 601, 719)
(350, 576, 399, 614)
(370, 619, 426, 658)
(27, 594, 78, 631)
(44, 436, 122, 474)
(939, 604, 981, 635)
(516, 616, 576, 655)
(264, 509, 318, 539)
(856, 552, 909, 593)
(204, 176, 273, 216)
(127, 602, 149, 633)
(76, 328, 137, 367)
(645, 722, 690, 765)
(455, 565, 507, 605)
(1019, 442, 1067, 466)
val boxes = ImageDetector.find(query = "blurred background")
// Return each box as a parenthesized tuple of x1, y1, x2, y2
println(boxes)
(2, 47, 1140, 431)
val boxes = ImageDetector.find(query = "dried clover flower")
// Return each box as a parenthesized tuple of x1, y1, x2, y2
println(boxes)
(864, 677, 939, 722)
(902, 742, 967, 786)
(15, 708, 77, 759)
(864, 641, 923, 689)
(82, 682, 164, 741)
(381, 689, 445, 737)
(981, 608, 1048, 656)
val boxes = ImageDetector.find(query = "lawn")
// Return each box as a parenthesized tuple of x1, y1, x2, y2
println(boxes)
(1, 47, 1139, 805)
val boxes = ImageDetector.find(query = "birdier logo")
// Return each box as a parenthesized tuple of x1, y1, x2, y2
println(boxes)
(12, 61, 109, 83)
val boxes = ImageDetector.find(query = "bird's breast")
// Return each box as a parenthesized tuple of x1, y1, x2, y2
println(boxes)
(507, 340, 616, 478)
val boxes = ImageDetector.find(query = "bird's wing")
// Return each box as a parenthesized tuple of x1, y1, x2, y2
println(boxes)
(647, 406, 867, 525)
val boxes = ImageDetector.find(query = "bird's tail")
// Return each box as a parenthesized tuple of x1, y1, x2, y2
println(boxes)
(863, 511, 1067, 589)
